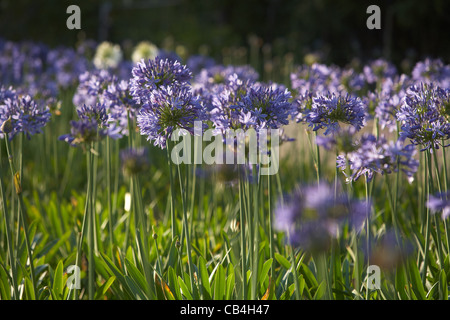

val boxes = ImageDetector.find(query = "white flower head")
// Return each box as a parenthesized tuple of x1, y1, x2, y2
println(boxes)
(131, 41, 159, 63)
(93, 41, 123, 70)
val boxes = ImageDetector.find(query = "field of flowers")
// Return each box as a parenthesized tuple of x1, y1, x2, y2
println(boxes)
(0, 38, 449, 301)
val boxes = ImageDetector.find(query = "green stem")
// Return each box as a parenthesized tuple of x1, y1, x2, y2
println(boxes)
(177, 162, 196, 298)
(441, 142, 450, 255)
(365, 174, 371, 300)
(250, 163, 260, 300)
(87, 147, 95, 300)
(267, 173, 274, 279)
(166, 142, 178, 240)
(314, 131, 321, 185)
(106, 137, 114, 259)
(430, 146, 445, 269)
(4, 133, 37, 298)
(353, 232, 361, 300)
(132, 174, 156, 299)
(0, 164, 19, 299)
(238, 166, 247, 300)
(421, 151, 431, 285)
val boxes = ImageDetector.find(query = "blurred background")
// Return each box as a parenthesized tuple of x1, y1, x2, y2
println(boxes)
(1, 0, 449, 78)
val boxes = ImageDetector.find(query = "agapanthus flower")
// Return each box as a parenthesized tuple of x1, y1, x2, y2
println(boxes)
(364, 229, 414, 271)
(305, 92, 366, 135)
(363, 59, 397, 85)
(76, 102, 109, 125)
(193, 65, 258, 105)
(59, 118, 119, 147)
(73, 69, 113, 107)
(237, 83, 293, 130)
(412, 58, 450, 88)
(120, 147, 150, 176)
(0, 86, 17, 103)
(290, 63, 341, 97)
(60, 101, 121, 147)
(46, 47, 88, 89)
(130, 56, 192, 105)
(131, 41, 159, 63)
(93, 41, 123, 70)
(0, 94, 51, 139)
(338, 68, 366, 96)
(337, 135, 419, 182)
(136, 85, 206, 148)
(274, 181, 371, 252)
(0, 40, 47, 86)
(103, 78, 138, 135)
(207, 73, 254, 132)
(397, 83, 450, 151)
(291, 91, 314, 123)
(426, 192, 450, 220)
(194, 64, 258, 88)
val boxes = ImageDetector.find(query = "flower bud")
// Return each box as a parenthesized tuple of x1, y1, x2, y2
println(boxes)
(1, 117, 13, 134)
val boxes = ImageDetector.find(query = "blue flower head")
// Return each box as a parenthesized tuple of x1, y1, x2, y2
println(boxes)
(306, 92, 366, 135)
(1, 93, 51, 139)
(274, 181, 371, 252)
(397, 83, 450, 151)
(136, 85, 206, 149)
(130, 57, 192, 105)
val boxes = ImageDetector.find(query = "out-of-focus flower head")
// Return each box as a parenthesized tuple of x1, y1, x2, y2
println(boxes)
(46, 47, 88, 89)
(120, 147, 150, 176)
(337, 135, 419, 183)
(290, 63, 341, 98)
(412, 58, 450, 88)
(365, 230, 414, 271)
(363, 59, 397, 85)
(426, 192, 450, 220)
(274, 181, 371, 253)
(131, 41, 159, 63)
(93, 41, 123, 70)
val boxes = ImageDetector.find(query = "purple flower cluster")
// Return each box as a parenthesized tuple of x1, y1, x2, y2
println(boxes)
(73, 69, 137, 137)
(0, 40, 93, 106)
(397, 83, 450, 151)
(305, 93, 366, 135)
(137, 85, 205, 148)
(238, 84, 292, 130)
(363, 59, 397, 85)
(0, 89, 51, 139)
(426, 192, 450, 220)
(59, 102, 121, 147)
(337, 135, 419, 182)
(274, 181, 370, 252)
(412, 58, 450, 88)
(130, 57, 192, 105)
(290, 63, 341, 97)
